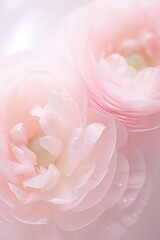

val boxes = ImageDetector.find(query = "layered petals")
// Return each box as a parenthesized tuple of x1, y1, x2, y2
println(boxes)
(52, 0, 160, 131)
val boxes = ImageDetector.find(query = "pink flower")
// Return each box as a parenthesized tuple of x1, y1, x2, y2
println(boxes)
(0, 50, 150, 239)
(54, 0, 160, 131)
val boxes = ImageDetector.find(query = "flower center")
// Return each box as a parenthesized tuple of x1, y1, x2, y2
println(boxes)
(126, 53, 148, 70)
(30, 139, 57, 168)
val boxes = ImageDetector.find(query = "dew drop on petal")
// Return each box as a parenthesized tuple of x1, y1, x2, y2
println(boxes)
(122, 198, 128, 204)
(118, 182, 123, 188)
(132, 212, 138, 218)
(106, 225, 112, 232)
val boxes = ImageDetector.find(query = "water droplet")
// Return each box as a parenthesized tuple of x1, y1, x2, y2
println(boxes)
(131, 197, 135, 202)
(106, 225, 111, 231)
(64, 93, 72, 101)
(132, 212, 137, 218)
(122, 198, 128, 203)
(68, 97, 72, 101)
(118, 182, 123, 188)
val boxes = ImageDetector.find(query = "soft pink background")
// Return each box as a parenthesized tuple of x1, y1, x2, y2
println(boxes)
(0, 0, 160, 239)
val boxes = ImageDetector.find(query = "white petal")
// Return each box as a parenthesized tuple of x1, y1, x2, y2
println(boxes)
(39, 136, 62, 157)
(23, 164, 60, 191)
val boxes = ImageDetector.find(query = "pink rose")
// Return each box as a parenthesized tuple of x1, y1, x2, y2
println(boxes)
(0, 50, 150, 239)
(54, 0, 160, 131)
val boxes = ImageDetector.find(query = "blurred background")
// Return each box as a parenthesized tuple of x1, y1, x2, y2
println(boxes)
(0, 0, 92, 54)
(0, 0, 160, 239)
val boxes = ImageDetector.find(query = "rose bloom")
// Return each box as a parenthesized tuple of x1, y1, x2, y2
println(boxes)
(0, 50, 150, 239)
(53, 0, 160, 131)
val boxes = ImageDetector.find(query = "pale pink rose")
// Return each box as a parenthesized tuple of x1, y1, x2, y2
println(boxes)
(52, 0, 160, 131)
(0, 50, 150, 239)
